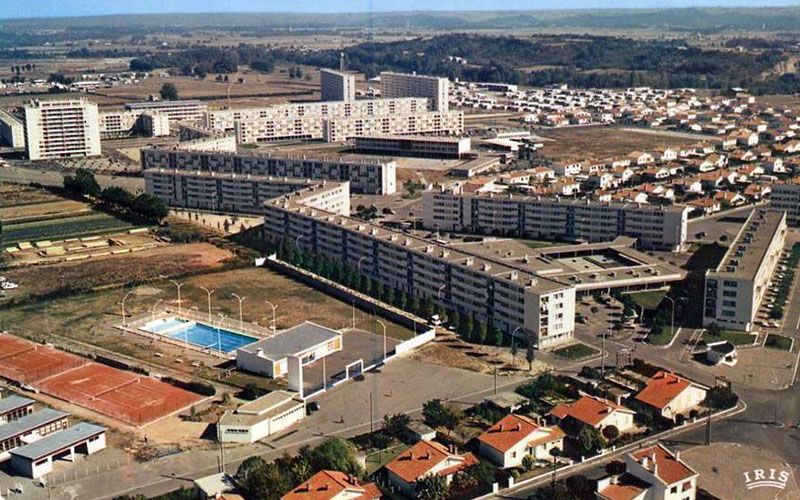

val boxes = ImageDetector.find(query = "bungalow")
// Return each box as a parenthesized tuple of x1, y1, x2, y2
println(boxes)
(550, 179, 581, 196)
(730, 149, 757, 163)
(720, 137, 738, 151)
(627, 151, 655, 166)
(764, 158, 786, 174)
(611, 190, 648, 204)
(734, 164, 764, 182)
(553, 161, 583, 177)
(654, 146, 678, 162)
(744, 183, 770, 200)
(687, 197, 721, 215)
(528, 167, 555, 183)
(596, 444, 698, 500)
(282, 470, 382, 500)
(549, 394, 636, 434)
(383, 440, 478, 497)
(731, 129, 759, 147)
(475, 413, 564, 469)
(640, 184, 674, 200)
(634, 371, 708, 421)
(587, 172, 616, 190)
(713, 190, 746, 207)
(672, 178, 703, 195)
(610, 166, 635, 185)
(641, 166, 670, 181)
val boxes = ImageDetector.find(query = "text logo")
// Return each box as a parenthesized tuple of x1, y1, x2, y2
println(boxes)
(742, 468, 789, 490)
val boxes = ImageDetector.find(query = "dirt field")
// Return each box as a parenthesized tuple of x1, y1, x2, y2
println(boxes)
(536, 126, 706, 161)
(0, 199, 91, 221)
(0, 183, 63, 206)
(1, 242, 235, 303)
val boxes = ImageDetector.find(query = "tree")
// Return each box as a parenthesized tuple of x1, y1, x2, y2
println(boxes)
(131, 193, 169, 222)
(602, 425, 620, 441)
(577, 426, 603, 457)
(525, 343, 536, 370)
(382, 413, 410, 439)
(159, 82, 179, 100)
(422, 399, 463, 431)
(100, 186, 135, 207)
(458, 314, 473, 340)
(472, 319, 486, 344)
(486, 325, 501, 347)
(64, 168, 101, 197)
(301, 437, 362, 477)
(521, 455, 535, 471)
(414, 474, 449, 500)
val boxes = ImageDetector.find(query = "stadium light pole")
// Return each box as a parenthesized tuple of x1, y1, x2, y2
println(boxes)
(511, 326, 523, 369)
(199, 286, 215, 322)
(232, 294, 246, 330)
(264, 300, 278, 336)
(120, 290, 134, 328)
(376, 318, 387, 361)
(216, 314, 227, 353)
(167, 279, 185, 314)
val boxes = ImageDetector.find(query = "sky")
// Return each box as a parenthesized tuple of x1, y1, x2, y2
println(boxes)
(2, 0, 797, 20)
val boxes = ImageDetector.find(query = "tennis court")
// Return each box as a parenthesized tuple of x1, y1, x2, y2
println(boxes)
(0, 334, 88, 384)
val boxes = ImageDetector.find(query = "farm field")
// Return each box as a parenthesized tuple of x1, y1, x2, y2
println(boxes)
(0, 199, 91, 221)
(536, 125, 706, 161)
(2, 211, 139, 245)
(0, 182, 63, 206)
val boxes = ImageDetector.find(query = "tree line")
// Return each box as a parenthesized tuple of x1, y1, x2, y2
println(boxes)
(63, 169, 169, 223)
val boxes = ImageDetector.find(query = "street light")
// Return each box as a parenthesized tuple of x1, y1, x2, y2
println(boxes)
(151, 299, 163, 322)
(264, 300, 278, 336)
(510, 326, 523, 368)
(165, 279, 185, 314)
(663, 294, 676, 339)
(231, 294, 246, 330)
(199, 286, 215, 322)
(120, 290, 134, 328)
(375, 318, 387, 361)
(215, 314, 227, 353)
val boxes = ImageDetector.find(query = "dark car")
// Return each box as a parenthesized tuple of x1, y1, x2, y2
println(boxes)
(307, 401, 321, 414)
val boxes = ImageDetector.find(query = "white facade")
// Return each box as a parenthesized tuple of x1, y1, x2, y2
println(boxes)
(322, 111, 464, 143)
(354, 135, 471, 158)
(24, 99, 101, 160)
(218, 391, 305, 443)
(771, 181, 800, 227)
(320, 69, 356, 101)
(0, 109, 25, 148)
(8, 423, 106, 479)
(380, 72, 450, 112)
(125, 100, 207, 123)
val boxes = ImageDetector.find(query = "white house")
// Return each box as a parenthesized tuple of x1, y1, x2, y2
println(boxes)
(634, 371, 708, 421)
(549, 394, 636, 435)
(383, 440, 478, 497)
(475, 413, 564, 469)
(596, 444, 698, 500)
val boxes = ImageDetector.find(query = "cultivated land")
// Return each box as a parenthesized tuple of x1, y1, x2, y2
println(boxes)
(535, 125, 708, 161)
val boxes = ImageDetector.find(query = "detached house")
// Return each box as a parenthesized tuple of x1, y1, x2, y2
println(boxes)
(475, 413, 565, 469)
(383, 440, 478, 497)
(549, 394, 636, 434)
(596, 444, 698, 500)
(634, 371, 708, 421)
(282, 470, 382, 500)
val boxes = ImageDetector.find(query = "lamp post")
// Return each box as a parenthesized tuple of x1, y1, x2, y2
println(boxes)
(375, 318, 387, 361)
(232, 294, 246, 330)
(510, 326, 523, 368)
(199, 286, 215, 322)
(663, 294, 676, 340)
(215, 314, 227, 353)
(264, 300, 278, 336)
(120, 290, 134, 328)
(167, 279, 185, 314)
(151, 299, 163, 322)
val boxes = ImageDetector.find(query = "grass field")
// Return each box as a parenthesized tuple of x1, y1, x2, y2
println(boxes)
(704, 330, 757, 346)
(645, 326, 679, 345)
(537, 126, 704, 161)
(553, 342, 599, 360)
(3, 212, 138, 245)
(765, 333, 793, 351)
(627, 290, 667, 310)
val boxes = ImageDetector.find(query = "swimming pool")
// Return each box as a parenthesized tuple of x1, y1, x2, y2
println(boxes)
(142, 317, 258, 354)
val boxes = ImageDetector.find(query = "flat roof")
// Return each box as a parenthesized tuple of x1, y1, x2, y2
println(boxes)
(0, 395, 35, 416)
(219, 396, 304, 428)
(126, 100, 204, 109)
(711, 209, 786, 280)
(239, 321, 340, 360)
(354, 134, 468, 144)
(236, 390, 300, 416)
(9, 423, 106, 461)
(0, 409, 69, 443)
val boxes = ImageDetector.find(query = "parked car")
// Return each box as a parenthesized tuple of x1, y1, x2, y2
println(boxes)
(307, 401, 321, 414)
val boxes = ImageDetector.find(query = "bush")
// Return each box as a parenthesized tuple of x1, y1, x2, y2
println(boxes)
(602, 425, 620, 441)
(162, 377, 215, 396)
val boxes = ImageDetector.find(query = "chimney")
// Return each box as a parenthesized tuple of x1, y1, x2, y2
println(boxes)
(514, 423, 521, 431)
(498, 423, 504, 432)
(641, 456, 649, 468)
(409, 452, 414, 460)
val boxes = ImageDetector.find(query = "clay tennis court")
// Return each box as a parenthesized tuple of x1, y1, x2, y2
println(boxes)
(0, 334, 204, 426)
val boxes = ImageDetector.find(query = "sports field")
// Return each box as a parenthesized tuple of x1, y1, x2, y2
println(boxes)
(0, 334, 204, 426)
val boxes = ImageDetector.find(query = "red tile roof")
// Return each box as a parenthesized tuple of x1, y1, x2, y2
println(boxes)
(597, 480, 646, 500)
(282, 470, 382, 500)
(634, 371, 692, 410)
(631, 444, 696, 485)
(548, 395, 633, 428)
(476, 413, 563, 454)
(384, 440, 476, 484)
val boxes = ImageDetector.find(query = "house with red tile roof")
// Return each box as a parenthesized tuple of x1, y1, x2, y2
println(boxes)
(382, 440, 478, 497)
(634, 371, 708, 421)
(596, 444, 698, 500)
(549, 394, 636, 434)
(475, 413, 564, 469)
(282, 470, 382, 500)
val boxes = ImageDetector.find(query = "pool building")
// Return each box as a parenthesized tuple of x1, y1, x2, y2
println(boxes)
(236, 322, 342, 378)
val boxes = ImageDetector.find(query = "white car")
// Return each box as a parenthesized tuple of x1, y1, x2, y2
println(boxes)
(1, 282, 18, 290)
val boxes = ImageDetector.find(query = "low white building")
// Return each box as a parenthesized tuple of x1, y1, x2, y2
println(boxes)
(475, 413, 564, 469)
(8, 423, 106, 479)
(596, 444, 698, 500)
(218, 391, 305, 443)
(705, 341, 737, 367)
(634, 371, 708, 421)
(236, 322, 342, 378)
(549, 394, 636, 435)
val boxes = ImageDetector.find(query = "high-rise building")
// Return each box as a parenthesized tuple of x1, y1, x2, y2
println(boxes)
(771, 179, 800, 226)
(23, 99, 101, 161)
(380, 72, 450, 112)
(320, 69, 356, 102)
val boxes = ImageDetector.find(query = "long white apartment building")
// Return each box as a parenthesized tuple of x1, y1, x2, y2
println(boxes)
(141, 147, 396, 194)
(422, 185, 689, 251)
(263, 187, 575, 348)
(323, 110, 464, 142)
(771, 179, 800, 226)
(23, 98, 101, 160)
(380, 72, 450, 112)
(0, 109, 25, 148)
(320, 68, 356, 101)
(146, 169, 350, 215)
(354, 135, 471, 158)
(704, 209, 787, 332)
(125, 100, 207, 123)
(203, 97, 430, 143)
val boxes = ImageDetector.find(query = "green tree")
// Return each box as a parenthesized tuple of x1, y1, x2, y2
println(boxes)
(159, 82, 179, 100)
(525, 343, 536, 370)
(382, 413, 410, 439)
(131, 193, 169, 222)
(64, 168, 101, 197)
(414, 474, 449, 500)
(577, 426, 603, 457)
(521, 455, 535, 471)
(301, 437, 362, 477)
(472, 319, 486, 344)
(486, 325, 501, 347)
(100, 186, 135, 207)
(458, 314, 473, 340)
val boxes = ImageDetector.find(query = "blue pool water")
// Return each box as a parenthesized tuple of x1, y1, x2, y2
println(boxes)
(142, 318, 257, 353)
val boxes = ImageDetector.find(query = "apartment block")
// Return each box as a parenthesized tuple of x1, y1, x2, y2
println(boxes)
(23, 98, 101, 160)
(203, 97, 429, 143)
(323, 110, 464, 142)
(98, 110, 140, 139)
(771, 180, 800, 226)
(380, 72, 450, 112)
(145, 169, 350, 215)
(422, 185, 689, 251)
(353, 134, 471, 158)
(320, 68, 356, 101)
(141, 147, 396, 194)
(125, 99, 207, 123)
(0, 109, 25, 148)
(704, 209, 787, 331)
